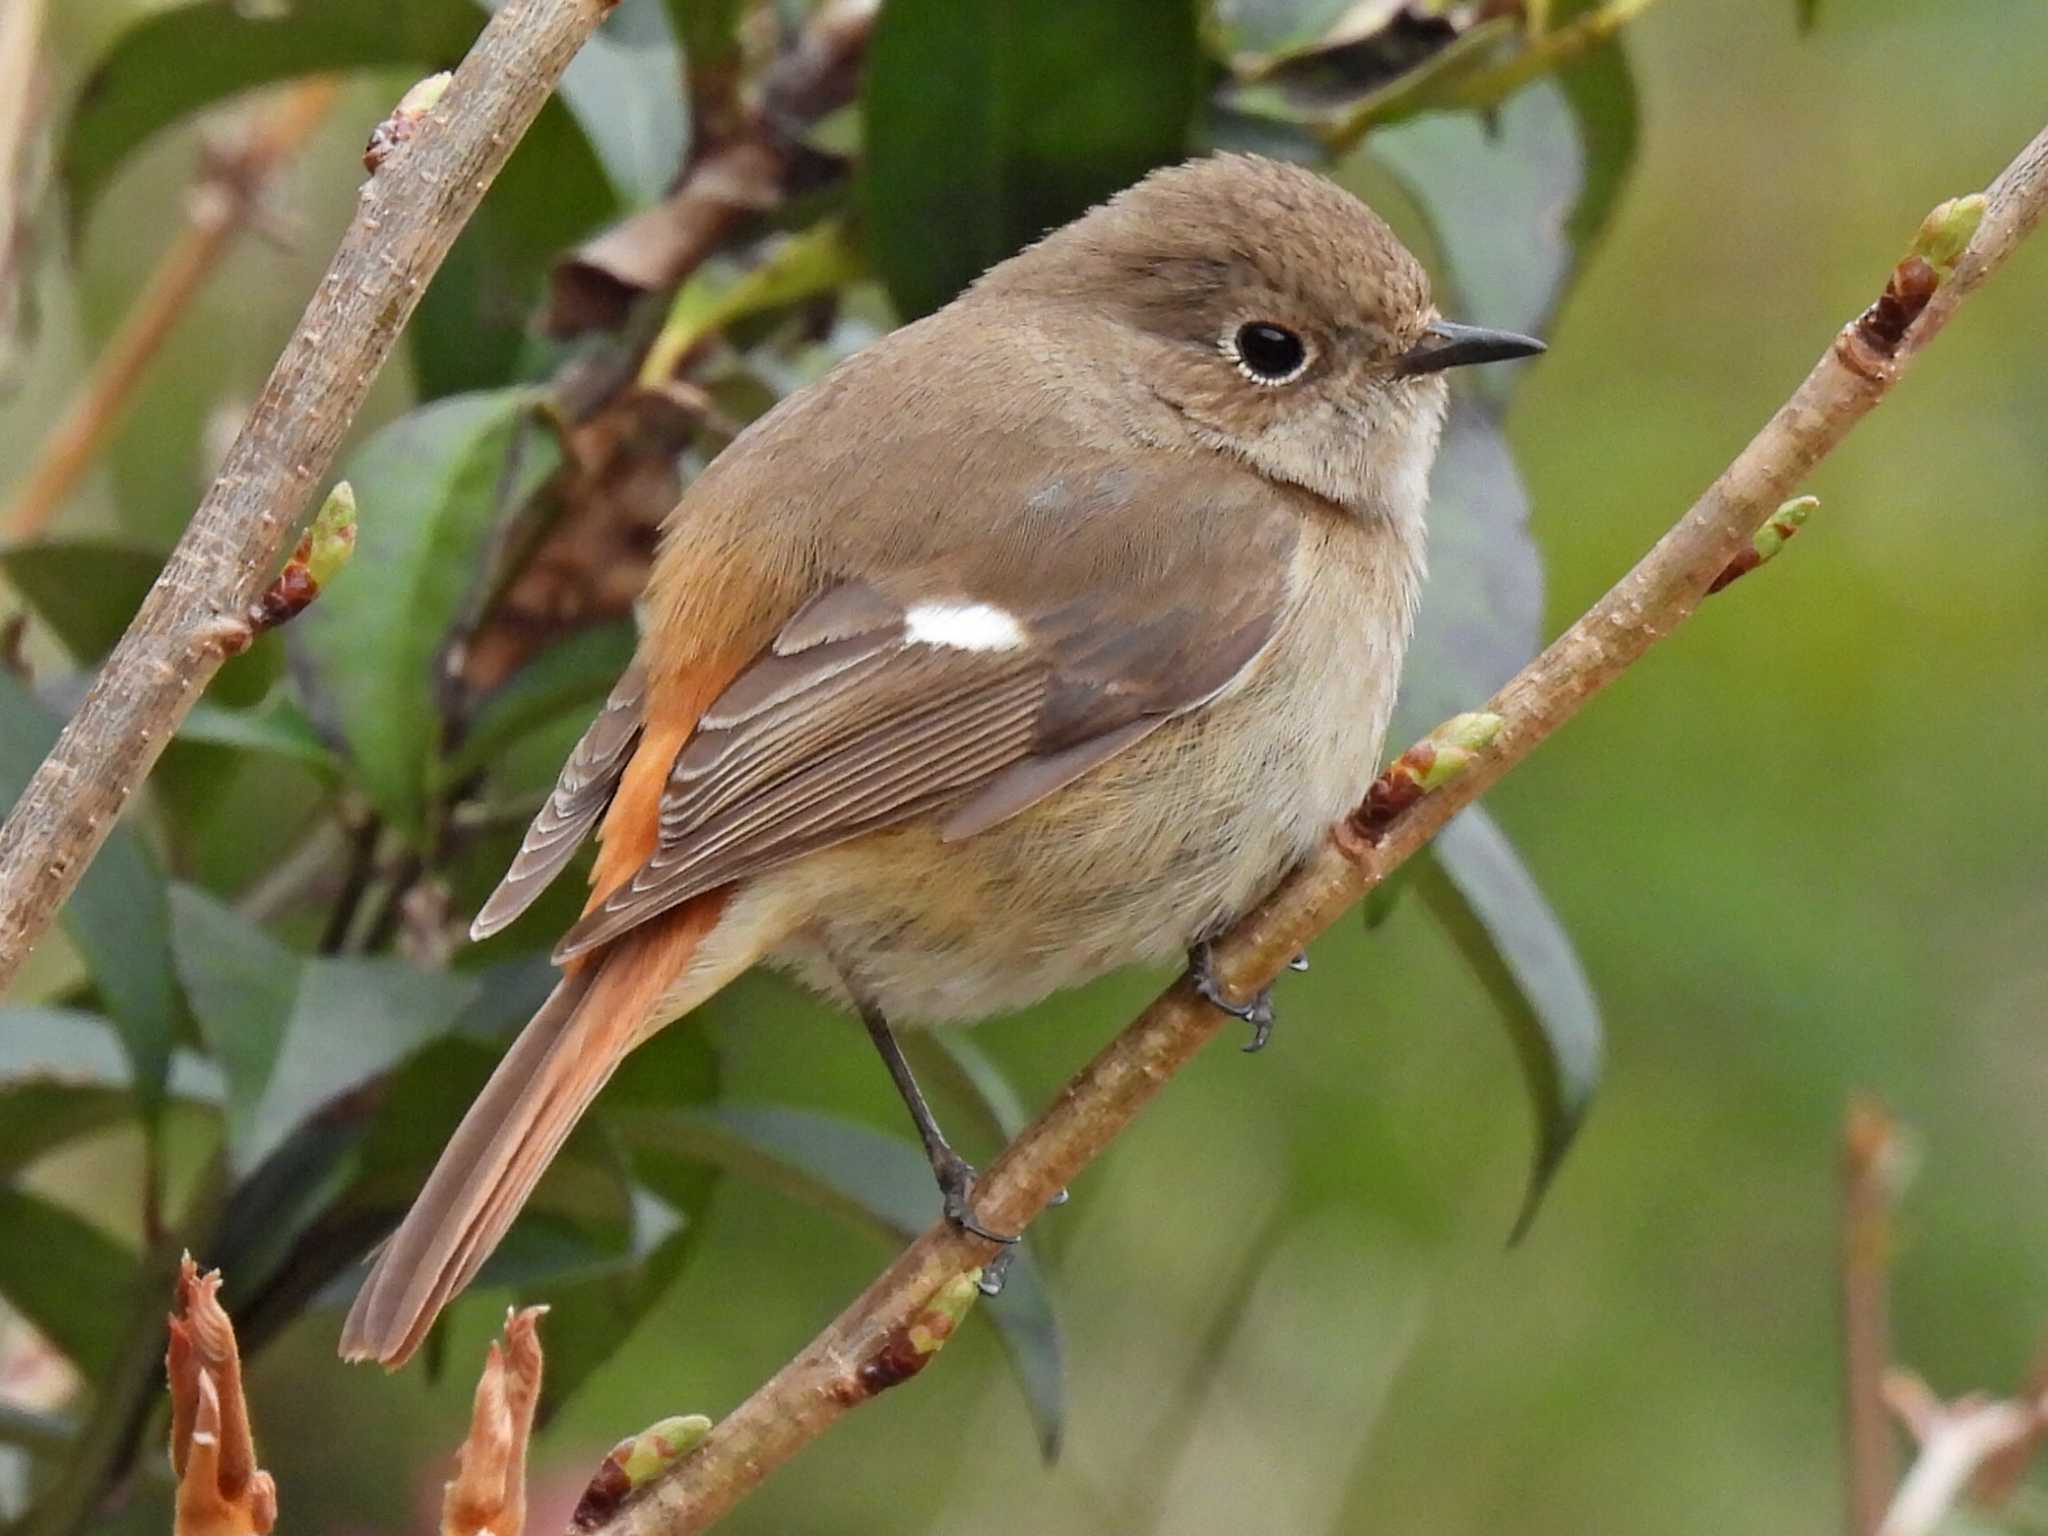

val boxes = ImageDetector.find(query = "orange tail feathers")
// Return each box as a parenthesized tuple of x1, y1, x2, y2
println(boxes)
(339, 896, 728, 1367)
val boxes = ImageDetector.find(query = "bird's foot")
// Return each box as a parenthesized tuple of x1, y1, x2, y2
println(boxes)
(1189, 941, 1278, 1052)
(934, 1150, 1021, 1247)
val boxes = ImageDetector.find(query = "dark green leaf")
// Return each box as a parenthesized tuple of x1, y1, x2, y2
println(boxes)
(0, 1188, 136, 1378)
(1417, 806, 1602, 1237)
(1390, 401, 1542, 748)
(1217, 12, 1515, 135)
(445, 619, 636, 783)
(0, 674, 182, 1109)
(295, 391, 562, 843)
(0, 540, 160, 660)
(1797, 0, 1819, 30)
(1207, 0, 1369, 66)
(539, 1021, 724, 1417)
(168, 885, 478, 1173)
(412, 98, 621, 397)
(179, 697, 344, 777)
(862, 0, 1203, 319)
(0, 1007, 224, 1174)
(636, 1103, 1063, 1458)
(904, 1033, 1032, 1146)
(1554, 28, 1639, 273)
(61, 0, 483, 234)
(1369, 79, 1583, 344)
(556, 0, 686, 206)
(59, 1, 625, 397)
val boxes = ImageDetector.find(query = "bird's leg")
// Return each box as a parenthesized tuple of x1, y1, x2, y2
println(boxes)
(856, 1002, 1020, 1247)
(1189, 940, 1283, 1053)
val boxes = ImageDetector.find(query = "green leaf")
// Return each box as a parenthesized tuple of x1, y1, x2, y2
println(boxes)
(862, 0, 1203, 319)
(0, 540, 161, 660)
(1554, 24, 1639, 278)
(1206, 0, 1368, 66)
(0, 674, 182, 1111)
(178, 697, 344, 777)
(295, 391, 562, 844)
(61, 0, 484, 233)
(445, 619, 637, 783)
(0, 1007, 224, 1174)
(538, 1021, 724, 1418)
(1390, 402, 1543, 748)
(1217, 12, 1517, 139)
(1417, 806, 1602, 1237)
(632, 1103, 1064, 1459)
(555, 0, 687, 207)
(1796, 0, 1819, 32)
(0, 1188, 136, 1379)
(904, 1033, 1032, 1146)
(412, 97, 621, 396)
(1368, 79, 1584, 346)
(168, 885, 478, 1174)
(57, 1, 627, 397)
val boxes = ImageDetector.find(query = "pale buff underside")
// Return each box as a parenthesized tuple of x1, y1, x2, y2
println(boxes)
(650, 505, 1423, 1027)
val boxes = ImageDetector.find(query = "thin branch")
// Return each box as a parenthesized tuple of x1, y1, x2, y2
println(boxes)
(1841, 1098, 1901, 1536)
(3, 77, 341, 541)
(580, 116, 2048, 1536)
(1880, 1373, 2047, 1536)
(0, 0, 49, 365)
(0, 0, 619, 993)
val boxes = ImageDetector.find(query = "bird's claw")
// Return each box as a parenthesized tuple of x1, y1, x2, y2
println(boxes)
(1190, 942, 1278, 1053)
(935, 1152, 1020, 1246)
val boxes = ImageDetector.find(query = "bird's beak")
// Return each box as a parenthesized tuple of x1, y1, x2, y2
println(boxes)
(1395, 319, 1546, 376)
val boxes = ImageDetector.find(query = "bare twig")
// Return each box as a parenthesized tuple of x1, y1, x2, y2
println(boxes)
(1880, 1372, 2048, 1536)
(579, 117, 2048, 1536)
(0, 0, 49, 368)
(1841, 1099, 1902, 1536)
(2, 78, 341, 541)
(0, 0, 618, 993)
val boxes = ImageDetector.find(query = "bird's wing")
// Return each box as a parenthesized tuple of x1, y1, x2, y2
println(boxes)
(469, 662, 647, 940)
(551, 484, 1303, 961)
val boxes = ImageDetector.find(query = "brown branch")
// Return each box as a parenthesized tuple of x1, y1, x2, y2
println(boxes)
(2, 77, 341, 541)
(1841, 1098, 1901, 1536)
(0, 0, 618, 993)
(578, 116, 2048, 1536)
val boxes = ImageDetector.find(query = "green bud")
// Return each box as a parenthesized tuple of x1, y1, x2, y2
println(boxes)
(1414, 711, 1504, 789)
(909, 1271, 982, 1356)
(617, 1414, 713, 1488)
(304, 481, 357, 589)
(1911, 194, 1987, 278)
(1754, 495, 1817, 562)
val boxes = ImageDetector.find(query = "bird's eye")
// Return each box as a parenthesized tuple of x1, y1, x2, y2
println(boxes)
(1229, 322, 1308, 385)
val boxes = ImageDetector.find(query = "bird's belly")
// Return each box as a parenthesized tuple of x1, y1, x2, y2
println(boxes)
(763, 613, 1396, 1025)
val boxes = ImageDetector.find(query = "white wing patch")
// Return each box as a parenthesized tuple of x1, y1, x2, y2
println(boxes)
(903, 601, 1026, 653)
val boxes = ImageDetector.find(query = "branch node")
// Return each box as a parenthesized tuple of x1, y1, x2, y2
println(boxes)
(364, 72, 453, 174)
(843, 1270, 983, 1401)
(236, 480, 357, 649)
(1708, 494, 1817, 594)
(571, 1416, 715, 1532)
(1352, 711, 1504, 842)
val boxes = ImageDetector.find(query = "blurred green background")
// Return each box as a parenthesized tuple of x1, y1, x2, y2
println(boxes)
(4, 1, 2047, 1532)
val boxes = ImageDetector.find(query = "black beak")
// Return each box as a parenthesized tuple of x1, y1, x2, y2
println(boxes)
(1396, 319, 1546, 376)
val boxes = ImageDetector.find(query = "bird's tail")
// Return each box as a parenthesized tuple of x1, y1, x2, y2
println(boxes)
(339, 897, 730, 1367)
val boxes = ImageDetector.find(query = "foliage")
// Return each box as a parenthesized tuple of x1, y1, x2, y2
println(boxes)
(0, 0, 1687, 1526)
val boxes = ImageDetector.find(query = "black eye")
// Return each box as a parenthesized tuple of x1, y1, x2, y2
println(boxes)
(1232, 322, 1307, 383)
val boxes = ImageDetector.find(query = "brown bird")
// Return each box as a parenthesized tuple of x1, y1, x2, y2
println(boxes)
(339, 153, 1541, 1366)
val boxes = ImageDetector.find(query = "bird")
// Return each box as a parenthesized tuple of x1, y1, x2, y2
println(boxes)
(339, 152, 1542, 1366)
